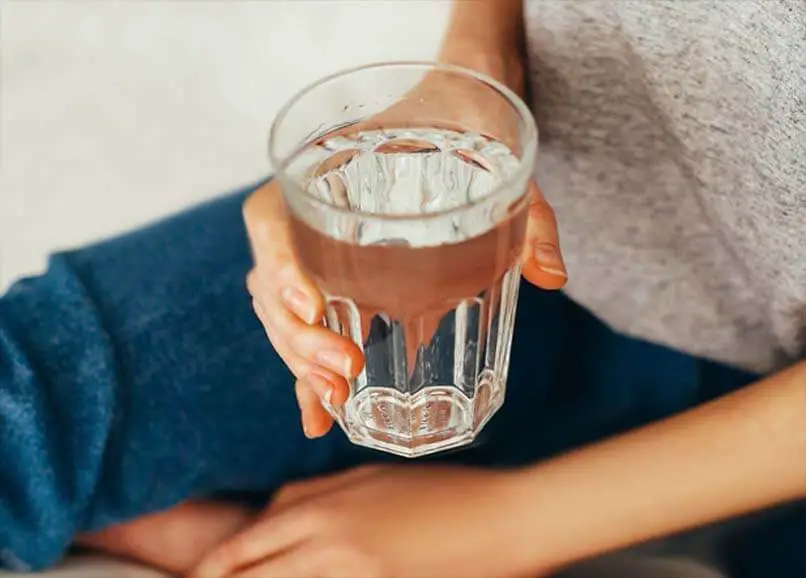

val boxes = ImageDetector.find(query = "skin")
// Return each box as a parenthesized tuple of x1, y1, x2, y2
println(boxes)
(77, 1, 806, 576)
(241, 0, 562, 439)
(78, 362, 806, 577)
(187, 363, 806, 578)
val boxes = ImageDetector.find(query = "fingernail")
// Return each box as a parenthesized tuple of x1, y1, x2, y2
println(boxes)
(281, 287, 317, 324)
(305, 371, 335, 406)
(315, 350, 352, 378)
(533, 242, 567, 277)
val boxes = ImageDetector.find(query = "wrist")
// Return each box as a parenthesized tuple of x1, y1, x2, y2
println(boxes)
(437, 0, 526, 94)
(441, 0, 524, 54)
(437, 41, 526, 96)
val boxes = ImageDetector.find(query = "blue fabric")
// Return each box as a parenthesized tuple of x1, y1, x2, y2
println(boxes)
(0, 182, 800, 575)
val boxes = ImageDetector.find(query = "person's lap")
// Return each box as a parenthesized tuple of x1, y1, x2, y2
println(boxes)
(13, 182, 800, 576)
(67, 183, 746, 486)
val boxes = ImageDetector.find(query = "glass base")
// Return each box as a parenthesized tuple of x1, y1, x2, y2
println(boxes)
(328, 370, 505, 458)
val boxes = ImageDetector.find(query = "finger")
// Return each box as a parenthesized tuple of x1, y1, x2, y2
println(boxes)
(302, 370, 351, 407)
(189, 510, 314, 578)
(243, 181, 324, 325)
(254, 298, 338, 435)
(296, 379, 334, 439)
(269, 293, 364, 382)
(251, 295, 308, 378)
(231, 540, 382, 578)
(270, 465, 383, 511)
(253, 297, 341, 437)
(520, 182, 567, 290)
(248, 270, 363, 386)
(250, 275, 356, 403)
(230, 554, 320, 578)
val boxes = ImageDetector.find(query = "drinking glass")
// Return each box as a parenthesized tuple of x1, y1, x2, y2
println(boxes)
(270, 62, 537, 457)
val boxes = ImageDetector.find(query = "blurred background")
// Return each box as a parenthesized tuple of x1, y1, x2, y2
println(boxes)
(0, 0, 451, 291)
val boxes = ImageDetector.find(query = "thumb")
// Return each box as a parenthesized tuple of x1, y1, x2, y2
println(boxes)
(520, 182, 567, 290)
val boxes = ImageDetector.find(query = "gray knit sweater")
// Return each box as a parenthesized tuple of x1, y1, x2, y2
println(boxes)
(524, 0, 805, 372)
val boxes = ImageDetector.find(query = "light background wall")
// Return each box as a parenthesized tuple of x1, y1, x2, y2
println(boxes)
(0, 0, 450, 290)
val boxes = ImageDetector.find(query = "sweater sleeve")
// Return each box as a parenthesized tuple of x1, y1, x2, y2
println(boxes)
(0, 185, 313, 570)
(0, 254, 122, 570)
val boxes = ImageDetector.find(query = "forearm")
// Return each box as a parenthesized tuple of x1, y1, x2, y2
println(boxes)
(438, 0, 525, 90)
(510, 361, 806, 574)
(441, 0, 524, 55)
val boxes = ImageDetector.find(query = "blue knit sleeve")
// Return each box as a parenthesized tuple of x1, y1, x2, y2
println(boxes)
(0, 256, 121, 570)
(0, 186, 313, 571)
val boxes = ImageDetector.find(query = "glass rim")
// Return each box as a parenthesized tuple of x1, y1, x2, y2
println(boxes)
(268, 60, 538, 223)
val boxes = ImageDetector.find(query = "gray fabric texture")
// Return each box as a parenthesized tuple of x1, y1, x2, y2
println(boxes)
(524, 0, 805, 372)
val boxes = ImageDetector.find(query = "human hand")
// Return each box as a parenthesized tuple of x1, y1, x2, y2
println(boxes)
(189, 465, 541, 578)
(243, 180, 361, 440)
(75, 502, 253, 575)
(246, 54, 565, 440)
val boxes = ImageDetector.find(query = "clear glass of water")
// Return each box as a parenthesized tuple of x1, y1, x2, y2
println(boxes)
(270, 62, 537, 457)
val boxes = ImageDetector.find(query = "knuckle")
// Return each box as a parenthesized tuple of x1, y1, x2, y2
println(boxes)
(290, 366, 309, 382)
(247, 267, 277, 304)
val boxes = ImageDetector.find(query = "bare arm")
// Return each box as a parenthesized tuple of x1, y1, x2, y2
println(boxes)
(438, 0, 526, 92)
(441, 0, 524, 53)
(506, 361, 806, 574)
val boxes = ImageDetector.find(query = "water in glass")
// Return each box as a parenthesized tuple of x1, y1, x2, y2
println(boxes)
(286, 127, 528, 457)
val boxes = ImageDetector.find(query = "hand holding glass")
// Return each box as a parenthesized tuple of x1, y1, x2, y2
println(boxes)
(269, 62, 537, 457)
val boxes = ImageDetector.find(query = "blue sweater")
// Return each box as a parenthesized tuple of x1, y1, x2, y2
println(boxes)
(0, 186, 802, 576)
